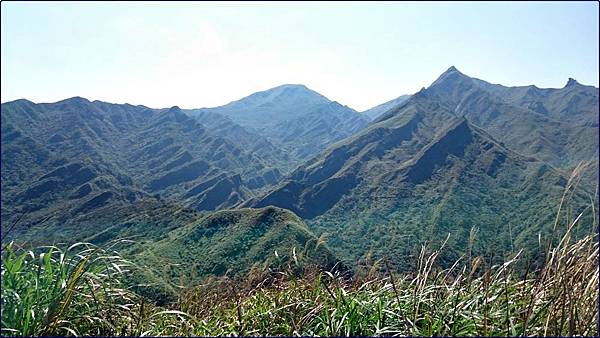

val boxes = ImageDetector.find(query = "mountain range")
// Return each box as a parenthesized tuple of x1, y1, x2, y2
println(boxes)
(2, 66, 597, 283)
(187, 84, 370, 164)
(361, 94, 411, 120)
(424, 67, 598, 168)
(1, 99, 287, 231)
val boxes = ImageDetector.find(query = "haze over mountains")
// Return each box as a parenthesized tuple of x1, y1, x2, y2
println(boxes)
(361, 94, 411, 120)
(188, 84, 370, 164)
(2, 100, 281, 227)
(1, 66, 597, 281)
(426, 67, 598, 167)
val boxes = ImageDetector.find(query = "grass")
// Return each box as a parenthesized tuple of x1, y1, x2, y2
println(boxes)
(2, 165, 598, 336)
(2, 212, 597, 336)
(176, 221, 598, 336)
(0, 240, 188, 336)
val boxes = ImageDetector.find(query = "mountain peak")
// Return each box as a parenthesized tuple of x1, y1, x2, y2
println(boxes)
(445, 65, 459, 73)
(565, 78, 580, 88)
(437, 65, 464, 78)
(57, 96, 91, 105)
(429, 66, 470, 89)
(274, 84, 309, 90)
(266, 84, 328, 100)
(237, 83, 327, 103)
(230, 83, 325, 109)
(168, 105, 181, 112)
(4, 98, 34, 105)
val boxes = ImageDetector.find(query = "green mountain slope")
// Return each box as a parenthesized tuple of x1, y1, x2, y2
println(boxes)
(250, 90, 591, 269)
(1, 98, 283, 232)
(425, 66, 598, 168)
(137, 206, 337, 284)
(13, 200, 338, 303)
(188, 84, 370, 163)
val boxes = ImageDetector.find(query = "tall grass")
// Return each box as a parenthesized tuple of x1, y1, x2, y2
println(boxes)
(169, 164, 599, 336)
(2, 165, 598, 336)
(2, 221, 597, 336)
(176, 220, 597, 336)
(1, 241, 188, 336)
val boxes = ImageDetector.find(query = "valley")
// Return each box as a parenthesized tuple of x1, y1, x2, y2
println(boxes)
(2, 67, 597, 282)
(2, 2, 598, 335)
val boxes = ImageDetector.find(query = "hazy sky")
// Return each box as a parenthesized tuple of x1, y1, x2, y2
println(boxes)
(1, 1, 598, 111)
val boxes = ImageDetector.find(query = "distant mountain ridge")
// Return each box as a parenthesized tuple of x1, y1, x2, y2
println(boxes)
(2, 67, 597, 278)
(249, 68, 596, 268)
(362, 94, 411, 120)
(188, 84, 370, 164)
(1, 98, 282, 232)
(424, 66, 598, 167)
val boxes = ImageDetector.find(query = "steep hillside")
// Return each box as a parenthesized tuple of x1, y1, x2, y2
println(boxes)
(425, 66, 599, 167)
(269, 101, 370, 160)
(139, 206, 338, 285)
(362, 94, 411, 120)
(251, 92, 457, 219)
(1, 98, 283, 231)
(187, 110, 295, 173)
(250, 91, 590, 269)
(189, 84, 370, 163)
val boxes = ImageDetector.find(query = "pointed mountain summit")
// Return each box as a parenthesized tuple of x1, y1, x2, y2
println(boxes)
(426, 66, 478, 106)
(420, 66, 599, 166)
(430, 66, 467, 85)
(250, 90, 576, 268)
(565, 77, 580, 87)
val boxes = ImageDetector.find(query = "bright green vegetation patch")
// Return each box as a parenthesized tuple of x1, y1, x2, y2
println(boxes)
(53, 204, 340, 304)
(0, 241, 168, 336)
(137, 206, 338, 288)
(2, 213, 598, 336)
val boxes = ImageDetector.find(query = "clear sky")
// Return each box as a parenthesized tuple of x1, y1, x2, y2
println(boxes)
(1, 1, 598, 111)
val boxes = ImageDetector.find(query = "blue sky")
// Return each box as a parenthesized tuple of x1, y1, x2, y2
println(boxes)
(1, 1, 598, 111)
